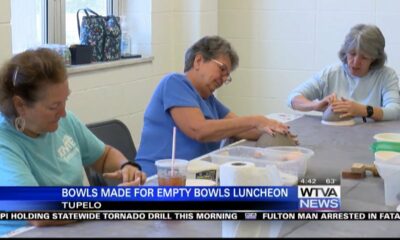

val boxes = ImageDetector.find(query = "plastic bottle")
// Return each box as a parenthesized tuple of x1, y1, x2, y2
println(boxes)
(63, 45, 72, 66)
(120, 16, 131, 57)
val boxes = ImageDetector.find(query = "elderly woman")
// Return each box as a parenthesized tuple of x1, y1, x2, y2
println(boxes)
(0, 49, 146, 232)
(136, 36, 290, 176)
(288, 24, 400, 121)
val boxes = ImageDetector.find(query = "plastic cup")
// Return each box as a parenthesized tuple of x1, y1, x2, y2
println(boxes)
(374, 158, 400, 206)
(155, 159, 188, 186)
(373, 133, 400, 206)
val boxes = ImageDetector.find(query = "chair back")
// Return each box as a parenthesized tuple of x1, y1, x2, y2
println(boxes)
(85, 119, 136, 186)
(87, 119, 137, 160)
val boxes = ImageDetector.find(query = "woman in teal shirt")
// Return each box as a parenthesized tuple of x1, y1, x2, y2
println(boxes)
(0, 48, 146, 232)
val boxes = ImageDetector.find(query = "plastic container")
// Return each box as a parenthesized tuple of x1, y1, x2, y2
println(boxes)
(209, 146, 314, 178)
(186, 179, 217, 186)
(155, 159, 188, 186)
(41, 44, 71, 65)
(373, 133, 400, 142)
(372, 133, 400, 207)
(265, 146, 314, 177)
(121, 32, 131, 57)
(374, 157, 400, 207)
(120, 16, 131, 57)
(187, 160, 219, 182)
(374, 151, 400, 163)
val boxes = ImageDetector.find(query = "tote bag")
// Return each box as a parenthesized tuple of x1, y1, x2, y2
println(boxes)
(77, 8, 121, 62)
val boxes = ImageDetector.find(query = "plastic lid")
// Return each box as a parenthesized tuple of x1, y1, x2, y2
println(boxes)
(266, 146, 314, 157)
(187, 160, 218, 172)
(373, 133, 400, 142)
(186, 179, 217, 186)
(155, 159, 188, 168)
(371, 141, 400, 153)
(120, 16, 128, 30)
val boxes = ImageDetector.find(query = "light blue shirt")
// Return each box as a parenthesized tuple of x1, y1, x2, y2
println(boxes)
(287, 63, 400, 120)
(0, 111, 105, 236)
(136, 73, 230, 175)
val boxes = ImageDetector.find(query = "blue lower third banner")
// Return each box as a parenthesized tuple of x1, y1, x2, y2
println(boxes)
(0, 186, 298, 211)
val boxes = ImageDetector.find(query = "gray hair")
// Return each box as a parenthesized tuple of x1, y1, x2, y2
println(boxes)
(338, 24, 387, 70)
(184, 36, 239, 72)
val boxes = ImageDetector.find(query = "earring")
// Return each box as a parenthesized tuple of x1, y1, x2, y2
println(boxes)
(14, 116, 25, 132)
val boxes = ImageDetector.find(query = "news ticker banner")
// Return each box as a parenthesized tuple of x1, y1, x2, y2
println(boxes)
(0, 177, 341, 212)
(1, 211, 400, 221)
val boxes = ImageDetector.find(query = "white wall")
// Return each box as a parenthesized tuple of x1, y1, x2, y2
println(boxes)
(171, 0, 218, 71)
(0, 0, 12, 64)
(218, 0, 400, 116)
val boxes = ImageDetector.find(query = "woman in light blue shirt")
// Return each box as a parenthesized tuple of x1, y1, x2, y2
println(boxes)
(288, 24, 400, 121)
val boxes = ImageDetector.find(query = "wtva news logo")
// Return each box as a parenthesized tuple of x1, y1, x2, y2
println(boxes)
(298, 185, 341, 211)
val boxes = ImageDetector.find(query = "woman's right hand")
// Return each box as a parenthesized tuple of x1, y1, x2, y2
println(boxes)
(313, 93, 337, 111)
(254, 116, 290, 136)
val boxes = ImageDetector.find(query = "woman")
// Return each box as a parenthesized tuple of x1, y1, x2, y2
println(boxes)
(288, 24, 400, 121)
(0, 48, 146, 231)
(136, 36, 291, 176)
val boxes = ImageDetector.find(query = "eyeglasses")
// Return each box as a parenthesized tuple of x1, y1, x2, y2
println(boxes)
(211, 59, 232, 85)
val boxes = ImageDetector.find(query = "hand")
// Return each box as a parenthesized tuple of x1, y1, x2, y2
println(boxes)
(103, 164, 147, 186)
(255, 116, 290, 136)
(313, 93, 337, 111)
(287, 132, 299, 145)
(331, 97, 364, 118)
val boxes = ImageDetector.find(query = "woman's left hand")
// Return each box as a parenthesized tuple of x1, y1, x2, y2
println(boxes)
(331, 97, 364, 118)
(103, 165, 147, 186)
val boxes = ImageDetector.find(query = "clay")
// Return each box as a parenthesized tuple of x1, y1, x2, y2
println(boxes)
(255, 133, 298, 148)
(321, 104, 355, 126)
(282, 151, 303, 161)
(341, 169, 366, 179)
(350, 163, 380, 177)
(322, 104, 353, 122)
(364, 164, 379, 177)
(351, 163, 365, 173)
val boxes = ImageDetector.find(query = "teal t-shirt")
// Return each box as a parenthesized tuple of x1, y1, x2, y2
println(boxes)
(0, 111, 105, 235)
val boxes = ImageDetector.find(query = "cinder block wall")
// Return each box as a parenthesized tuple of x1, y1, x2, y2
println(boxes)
(0, 0, 12, 64)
